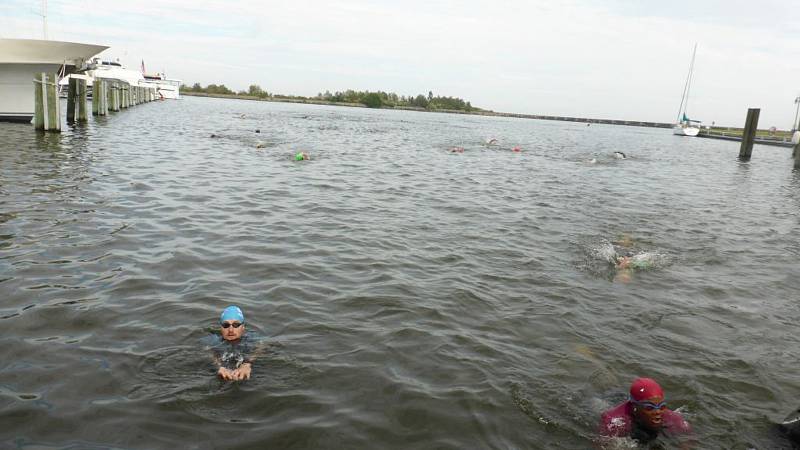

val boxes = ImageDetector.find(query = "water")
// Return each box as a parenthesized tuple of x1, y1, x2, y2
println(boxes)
(2, 97, 799, 449)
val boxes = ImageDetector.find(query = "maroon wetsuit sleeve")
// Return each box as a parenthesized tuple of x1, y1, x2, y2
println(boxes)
(599, 402, 633, 437)
(663, 410, 692, 435)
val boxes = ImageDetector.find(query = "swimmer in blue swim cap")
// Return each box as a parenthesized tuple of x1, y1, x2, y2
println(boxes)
(214, 305, 253, 381)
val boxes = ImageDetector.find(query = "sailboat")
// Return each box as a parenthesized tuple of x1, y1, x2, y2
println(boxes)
(673, 44, 701, 136)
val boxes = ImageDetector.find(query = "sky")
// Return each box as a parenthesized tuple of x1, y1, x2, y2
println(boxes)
(3, 0, 800, 127)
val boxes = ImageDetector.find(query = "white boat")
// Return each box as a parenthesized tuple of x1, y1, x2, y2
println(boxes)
(0, 38, 108, 122)
(59, 59, 181, 99)
(673, 43, 701, 137)
(142, 72, 181, 99)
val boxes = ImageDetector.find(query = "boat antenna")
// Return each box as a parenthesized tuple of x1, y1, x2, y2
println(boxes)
(41, 0, 48, 39)
(675, 43, 697, 122)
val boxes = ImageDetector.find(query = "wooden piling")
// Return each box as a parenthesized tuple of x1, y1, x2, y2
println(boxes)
(109, 83, 118, 112)
(67, 77, 77, 122)
(76, 79, 88, 122)
(100, 80, 108, 115)
(34, 72, 61, 132)
(738, 108, 760, 160)
(793, 131, 800, 168)
(92, 80, 99, 116)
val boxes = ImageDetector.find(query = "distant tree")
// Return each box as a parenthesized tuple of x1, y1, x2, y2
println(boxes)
(413, 94, 429, 108)
(362, 92, 383, 108)
(428, 90, 433, 101)
(248, 84, 264, 96)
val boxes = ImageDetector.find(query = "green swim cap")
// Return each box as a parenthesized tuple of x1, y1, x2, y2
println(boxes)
(295, 152, 304, 161)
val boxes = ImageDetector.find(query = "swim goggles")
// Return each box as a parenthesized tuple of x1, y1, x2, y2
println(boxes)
(221, 322, 243, 329)
(630, 398, 667, 411)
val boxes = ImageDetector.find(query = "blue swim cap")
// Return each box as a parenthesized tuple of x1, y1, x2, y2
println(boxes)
(220, 305, 245, 324)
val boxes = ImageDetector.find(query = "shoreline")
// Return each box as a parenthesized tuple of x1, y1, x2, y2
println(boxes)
(181, 91, 673, 129)
(181, 92, 796, 138)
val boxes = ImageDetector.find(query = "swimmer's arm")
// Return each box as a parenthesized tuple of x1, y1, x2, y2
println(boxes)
(210, 351, 237, 380)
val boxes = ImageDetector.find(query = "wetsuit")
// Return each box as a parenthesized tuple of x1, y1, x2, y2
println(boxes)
(211, 335, 253, 370)
(599, 401, 691, 444)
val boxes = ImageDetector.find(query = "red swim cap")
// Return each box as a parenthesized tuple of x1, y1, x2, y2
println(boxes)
(629, 378, 664, 401)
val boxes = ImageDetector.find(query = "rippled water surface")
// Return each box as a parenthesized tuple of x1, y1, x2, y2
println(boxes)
(2, 97, 800, 449)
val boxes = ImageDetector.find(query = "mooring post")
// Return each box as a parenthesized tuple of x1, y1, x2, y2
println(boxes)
(92, 80, 99, 116)
(76, 79, 88, 122)
(67, 77, 77, 122)
(739, 108, 760, 160)
(792, 131, 800, 168)
(100, 80, 108, 115)
(33, 72, 61, 132)
(109, 83, 116, 112)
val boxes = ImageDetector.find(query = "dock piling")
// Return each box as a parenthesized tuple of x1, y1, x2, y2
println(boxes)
(67, 77, 77, 122)
(76, 79, 88, 122)
(738, 108, 760, 160)
(33, 72, 61, 132)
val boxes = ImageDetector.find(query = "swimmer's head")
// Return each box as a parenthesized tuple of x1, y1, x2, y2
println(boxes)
(629, 378, 666, 430)
(220, 305, 244, 324)
(220, 305, 245, 341)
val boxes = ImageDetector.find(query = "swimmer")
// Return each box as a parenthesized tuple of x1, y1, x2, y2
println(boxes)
(588, 158, 597, 164)
(212, 306, 253, 381)
(599, 378, 692, 445)
(613, 151, 626, 159)
(512, 146, 522, 152)
(486, 138, 499, 145)
(615, 252, 658, 270)
(295, 152, 311, 161)
(779, 408, 800, 445)
(449, 146, 465, 153)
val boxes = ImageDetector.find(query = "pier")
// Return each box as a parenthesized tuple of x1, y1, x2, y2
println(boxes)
(35, 72, 158, 132)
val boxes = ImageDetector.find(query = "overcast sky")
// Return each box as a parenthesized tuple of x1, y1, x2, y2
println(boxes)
(3, 0, 800, 127)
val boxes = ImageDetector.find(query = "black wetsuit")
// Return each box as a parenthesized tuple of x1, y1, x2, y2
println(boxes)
(211, 335, 253, 370)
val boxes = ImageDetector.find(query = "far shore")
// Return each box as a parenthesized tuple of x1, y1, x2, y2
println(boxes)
(181, 91, 794, 136)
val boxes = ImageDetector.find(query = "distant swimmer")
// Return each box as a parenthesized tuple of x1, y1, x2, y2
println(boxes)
(486, 138, 499, 145)
(779, 408, 800, 445)
(255, 141, 267, 149)
(615, 253, 658, 270)
(599, 378, 692, 445)
(295, 151, 311, 161)
(512, 146, 522, 152)
(212, 306, 254, 381)
(588, 158, 597, 164)
(449, 146, 465, 153)
(613, 151, 626, 159)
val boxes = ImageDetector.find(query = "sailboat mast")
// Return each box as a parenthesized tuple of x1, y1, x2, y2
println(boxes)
(684, 43, 697, 120)
(675, 43, 697, 123)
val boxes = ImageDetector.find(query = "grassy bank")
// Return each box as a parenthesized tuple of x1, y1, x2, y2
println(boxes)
(181, 91, 797, 134)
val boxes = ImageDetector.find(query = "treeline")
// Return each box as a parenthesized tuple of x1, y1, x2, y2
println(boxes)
(180, 83, 479, 112)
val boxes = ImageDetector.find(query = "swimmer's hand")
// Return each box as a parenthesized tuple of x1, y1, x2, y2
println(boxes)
(217, 363, 252, 381)
(232, 362, 252, 380)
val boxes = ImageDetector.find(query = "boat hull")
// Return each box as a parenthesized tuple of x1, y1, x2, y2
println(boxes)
(673, 125, 700, 136)
(0, 39, 108, 123)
